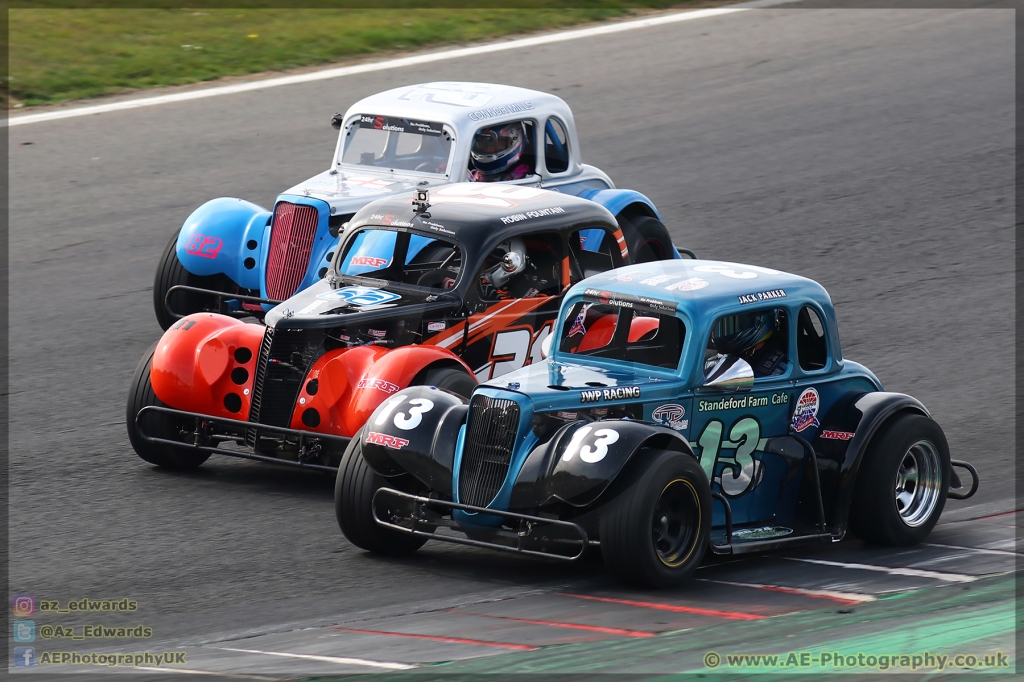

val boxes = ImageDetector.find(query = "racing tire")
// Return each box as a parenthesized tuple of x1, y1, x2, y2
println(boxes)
(848, 413, 950, 546)
(335, 429, 430, 556)
(620, 216, 674, 264)
(153, 229, 229, 331)
(599, 450, 711, 588)
(413, 365, 476, 400)
(126, 344, 211, 470)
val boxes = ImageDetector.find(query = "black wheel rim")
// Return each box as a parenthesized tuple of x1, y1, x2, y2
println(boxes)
(652, 479, 701, 567)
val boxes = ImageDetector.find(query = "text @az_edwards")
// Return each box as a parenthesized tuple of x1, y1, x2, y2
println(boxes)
(38, 623, 152, 639)
(703, 650, 1011, 671)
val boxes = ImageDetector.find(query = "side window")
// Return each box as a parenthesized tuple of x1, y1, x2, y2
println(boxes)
(797, 306, 828, 371)
(568, 227, 623, 282)
(468, 120, 536, 181)
(472, 232, 564, 304)
(706, 308, 790, 379)
(559, 303, 685, 370)
(544, 118, 570, 174)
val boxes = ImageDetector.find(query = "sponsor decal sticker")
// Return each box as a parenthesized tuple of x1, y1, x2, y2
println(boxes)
(699, 392, 789, 412)
(368, 328, 387, 338)
(441, 277, 456, 289)
(316, 286, 401, 306)
(569, 307, 588, 337)
(581, 386, 641, 403)
(557, 411, 578, 420)
(358, 114, 443, 136)
(468, 101, 535, 121)
(357, 378, 400, 394)
(665, 277, 709, 292)
(821, 429, 855, 441)
(427, 321, 446, 332)
(612, 271, 651, 282)
(652, 403, 688, 430)
(507, 381, 520, 390)
(350, 256, 389, 268)
(639, 274, 676, 286)
(499, 206, 566, 225)
(584, 288, 634, 308)
(297, 300, 326, 315)
(791, 387, 821, 432)
(738, 289, 787, 305)
(365, 431, 410, 450)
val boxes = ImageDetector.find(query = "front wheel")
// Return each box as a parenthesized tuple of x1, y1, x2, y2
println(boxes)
(849, 413, 950, 546)
(153, 229, 232, 330)
(126, 344, 210, 470)
(620, 216, 674, 264)
(335, 428, 429, 556)
(599, 450, 711, 587)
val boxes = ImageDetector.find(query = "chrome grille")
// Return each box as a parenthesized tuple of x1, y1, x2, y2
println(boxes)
(266, 202, 320, 300)
(458, 395, 520, 507)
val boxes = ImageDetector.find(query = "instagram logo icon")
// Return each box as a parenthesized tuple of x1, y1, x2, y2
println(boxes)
(12, 595, 35, 617)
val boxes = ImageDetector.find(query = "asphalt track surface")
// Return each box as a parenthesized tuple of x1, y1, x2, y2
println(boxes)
(8, 6, 1016, 679)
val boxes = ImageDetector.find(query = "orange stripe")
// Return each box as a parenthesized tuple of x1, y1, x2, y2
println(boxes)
(559, 593, 765, 621)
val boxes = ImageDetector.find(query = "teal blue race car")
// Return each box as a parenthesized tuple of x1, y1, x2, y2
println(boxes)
(334, 260, 979, 587)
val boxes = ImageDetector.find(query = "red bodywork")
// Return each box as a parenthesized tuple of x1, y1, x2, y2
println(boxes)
(150, 313, 471, 439)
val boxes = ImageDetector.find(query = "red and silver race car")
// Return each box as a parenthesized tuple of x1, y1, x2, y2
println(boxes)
(127, 184, 684, 472)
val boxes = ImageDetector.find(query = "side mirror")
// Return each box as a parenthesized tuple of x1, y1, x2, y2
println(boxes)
(540, 334, 553, 360)
(331, 113, 344, 130)
(703, 355, 754, 392)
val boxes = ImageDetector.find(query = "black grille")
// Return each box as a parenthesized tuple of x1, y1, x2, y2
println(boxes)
(246, 327, 323, 447)
(458, 395, 521, 507)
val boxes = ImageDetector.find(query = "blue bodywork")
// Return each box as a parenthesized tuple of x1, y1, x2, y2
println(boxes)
(174, 187, 673, 304)
(448, 260, 888, 533)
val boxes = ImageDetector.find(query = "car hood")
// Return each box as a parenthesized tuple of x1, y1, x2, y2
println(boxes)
(284, 169, 447, 212)
(483, 358, 679, 411)
(264, 278, 460, 329)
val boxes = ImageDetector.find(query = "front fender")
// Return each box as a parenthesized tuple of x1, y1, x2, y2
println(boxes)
(288, 345, 473, 439)
(150, 313, 265, 419)
(358, 386, 467, 494)
(509, 420, 692, 509)
(830, 392, 930, 532)
(577, 188, 662, 222)
(177, 198, 271, 289)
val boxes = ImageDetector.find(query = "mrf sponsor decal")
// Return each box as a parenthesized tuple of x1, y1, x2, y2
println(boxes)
(791, 387, 820, 432)
(350, 256, 389, 268)
(357, 378, 400, 394)
(652, 403, 687, 430)
(365, 431, 410, 450)
(821, 429, 855, 440)
(738, 289, 787, 305)
(581, 386, 641, 403)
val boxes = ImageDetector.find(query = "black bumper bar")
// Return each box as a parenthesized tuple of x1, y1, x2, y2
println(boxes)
(136, 405, 348, 473)
(372, 488, 589, 561)
(164, 285, 283, 322)
(948, 459, 980, 500)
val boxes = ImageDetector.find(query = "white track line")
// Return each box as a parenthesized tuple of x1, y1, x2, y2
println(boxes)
(136, 667, 278, 680)
(783, 557, 979, 583)
(698, 578, 877, 604)
(924, 542, 1021, 557)
(7, 6, 753, 128)
(216, 647, 414, 671)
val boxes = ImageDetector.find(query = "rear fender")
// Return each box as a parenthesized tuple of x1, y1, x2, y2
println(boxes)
(289, 345, 473, 438)
(509, 420, 693, 509)
(177, 198, 271, 290)
(358, 385, 468, 494)
(830, 392, 930, 532)
(575, 189, 679, 259)
(150, 313, 266, 419)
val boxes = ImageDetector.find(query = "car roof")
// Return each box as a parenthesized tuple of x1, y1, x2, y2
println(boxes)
(346, 183, 619, 258)
(342, 82, 572, 134)
(566, 260, 834, 321)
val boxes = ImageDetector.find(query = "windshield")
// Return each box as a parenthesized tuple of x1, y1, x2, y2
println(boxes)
(338, 228, 462, 291)
(341, 115, 453, 176)
(558, 302, 686, 370)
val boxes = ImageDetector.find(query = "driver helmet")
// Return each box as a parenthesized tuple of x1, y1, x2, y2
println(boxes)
(470, 122, 525, 176)
(710, 310, 778, 356)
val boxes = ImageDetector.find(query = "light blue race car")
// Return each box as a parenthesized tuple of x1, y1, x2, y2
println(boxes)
(154, 81, 683, 329)
(335, 259, 979, 587)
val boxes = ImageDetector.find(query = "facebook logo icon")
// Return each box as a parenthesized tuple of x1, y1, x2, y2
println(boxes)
(14, 646, 35, 667)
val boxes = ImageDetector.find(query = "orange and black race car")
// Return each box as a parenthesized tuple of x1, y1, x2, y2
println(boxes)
(126, 183, 688, 472)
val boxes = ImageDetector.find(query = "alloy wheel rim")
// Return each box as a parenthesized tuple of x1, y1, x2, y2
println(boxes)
(894, 439, 942, 527)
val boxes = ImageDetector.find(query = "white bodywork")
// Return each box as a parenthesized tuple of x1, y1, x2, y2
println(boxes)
(283, 82, 614, 217)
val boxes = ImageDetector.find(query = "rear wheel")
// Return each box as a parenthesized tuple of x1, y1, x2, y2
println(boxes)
(335, 429, 429, 555)
(620, 215, 674, 264)
(849, 413, 950, 546)
(153, 229, 232, 330)
(413, 365, 476, 400)
(599, 450, 711, 587)
(126, 344, 210, 470)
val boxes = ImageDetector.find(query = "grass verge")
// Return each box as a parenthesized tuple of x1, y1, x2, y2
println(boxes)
(11, 5, 700, 107)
